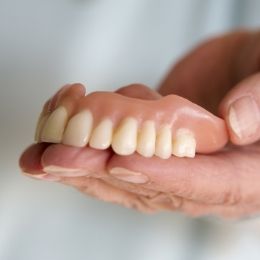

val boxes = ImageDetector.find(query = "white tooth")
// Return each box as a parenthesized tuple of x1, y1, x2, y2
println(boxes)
(136, 120, 156, 157)
(41, 106, 68, 143)
(172, 128, 196, 158)
(62, 110, 93, 147)
(111, 117, 138, 155)
(34, 113, 49, 142)
(89, 118, 113, 149)
(155, 125, 172, 159)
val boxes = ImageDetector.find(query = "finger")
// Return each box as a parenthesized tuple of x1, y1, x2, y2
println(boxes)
(20, 143, 260, 216)
(219, 73, 260, 145)
(115, 83, 162, 99)
(19, 143, 61, 181)
(19, 143, 49, 174)
(158, 31, 260, 114)
(20, 143, 154, 212)
(41, 144, 111, 177)
(40, 143, 165, 212)
(63, 175, 154, 213)
(107, 145, 260, 205)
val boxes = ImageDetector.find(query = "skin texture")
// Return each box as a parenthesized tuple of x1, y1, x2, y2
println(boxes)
(20, 30, 260, 218)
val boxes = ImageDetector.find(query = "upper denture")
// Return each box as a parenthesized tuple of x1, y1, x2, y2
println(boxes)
(36, 90, 228, 158)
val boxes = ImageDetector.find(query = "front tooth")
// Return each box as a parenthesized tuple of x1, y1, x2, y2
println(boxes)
(62, 110, 93, 147)
(111, 117, 138, 155)
(155, 125, 172, 159)
(41, 106, 68, 143)
(89, 118, 113, 149)
(172, 128, 196, 158)
(136, 120, 156, 157)
(34, 113, 49, 142)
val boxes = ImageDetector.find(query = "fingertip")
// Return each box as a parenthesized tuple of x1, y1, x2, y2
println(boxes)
(224, 95, 260, 146)
(115, 84, 161, 100)
(19, 143, 49, 173)
(219, 74, 260, 145)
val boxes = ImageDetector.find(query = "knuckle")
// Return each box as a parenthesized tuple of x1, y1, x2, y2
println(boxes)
(221, 186, 242, 206)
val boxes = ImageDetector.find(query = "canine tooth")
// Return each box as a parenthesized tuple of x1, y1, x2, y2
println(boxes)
(34, 114, 49, 142)
(62, 110, 93, 147)
(136, 121, 156, 157)
(111, 117, 138, 155)
(89, 118, 113, 149)
(155, 125, 172, 159)
(41, 106, 68, 143)
(172, 128, 196, 158)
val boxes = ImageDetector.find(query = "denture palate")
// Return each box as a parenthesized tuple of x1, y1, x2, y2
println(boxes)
(36, 89, 228, 159)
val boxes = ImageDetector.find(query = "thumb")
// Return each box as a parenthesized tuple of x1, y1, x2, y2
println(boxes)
(219, 73, 260, 145)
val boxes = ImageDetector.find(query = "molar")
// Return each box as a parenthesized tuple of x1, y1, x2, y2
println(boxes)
(62, 110, 93, 147)
(41, 106, 68, 143)
(155, 125, 172, 159)
(89, 118, 113, 149)
(111, 117, 138, 155)
(136, 120, 156, 157)
(172, 128, 196, 158)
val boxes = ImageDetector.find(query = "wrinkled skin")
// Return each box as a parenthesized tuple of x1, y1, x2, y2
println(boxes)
(20, 30, 260, 219)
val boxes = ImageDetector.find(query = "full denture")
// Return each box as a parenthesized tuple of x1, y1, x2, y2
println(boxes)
(35, 84, 228, 159)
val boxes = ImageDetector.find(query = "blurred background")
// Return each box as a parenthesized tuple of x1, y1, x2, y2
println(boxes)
(1, 0, 260, 259)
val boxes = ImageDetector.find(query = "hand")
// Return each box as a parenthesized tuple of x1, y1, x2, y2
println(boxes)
(20, 30, 260, 218)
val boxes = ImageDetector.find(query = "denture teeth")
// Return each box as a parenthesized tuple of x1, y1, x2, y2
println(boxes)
(111, 117, 138, 155)
(34, 114, 49, 142)
(172, 128, 196, 158)
(89, 118, 113, 149)
(136, 120, 156, 157)
(41, 106, 68, 143)
(62, 110, 93, 147)
(155, 125, 172, 159)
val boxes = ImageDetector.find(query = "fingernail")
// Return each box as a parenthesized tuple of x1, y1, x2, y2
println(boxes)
(228, 95, 260, 139)
(43, 165, 87, 177)
(109, 167, 149, 184)
(22, 171, 61, 181)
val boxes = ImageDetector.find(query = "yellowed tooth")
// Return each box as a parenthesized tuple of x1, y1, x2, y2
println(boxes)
(172, 128, 196, 158)
(136, 120, 156, 157)
(62, 110, 93, 147)
(111, 117, 138, 155)
(155, 125, 172, 159)
(89, 118, 113, 149)
(41, 106, 68, 143)
(34, 113, 49, 142)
